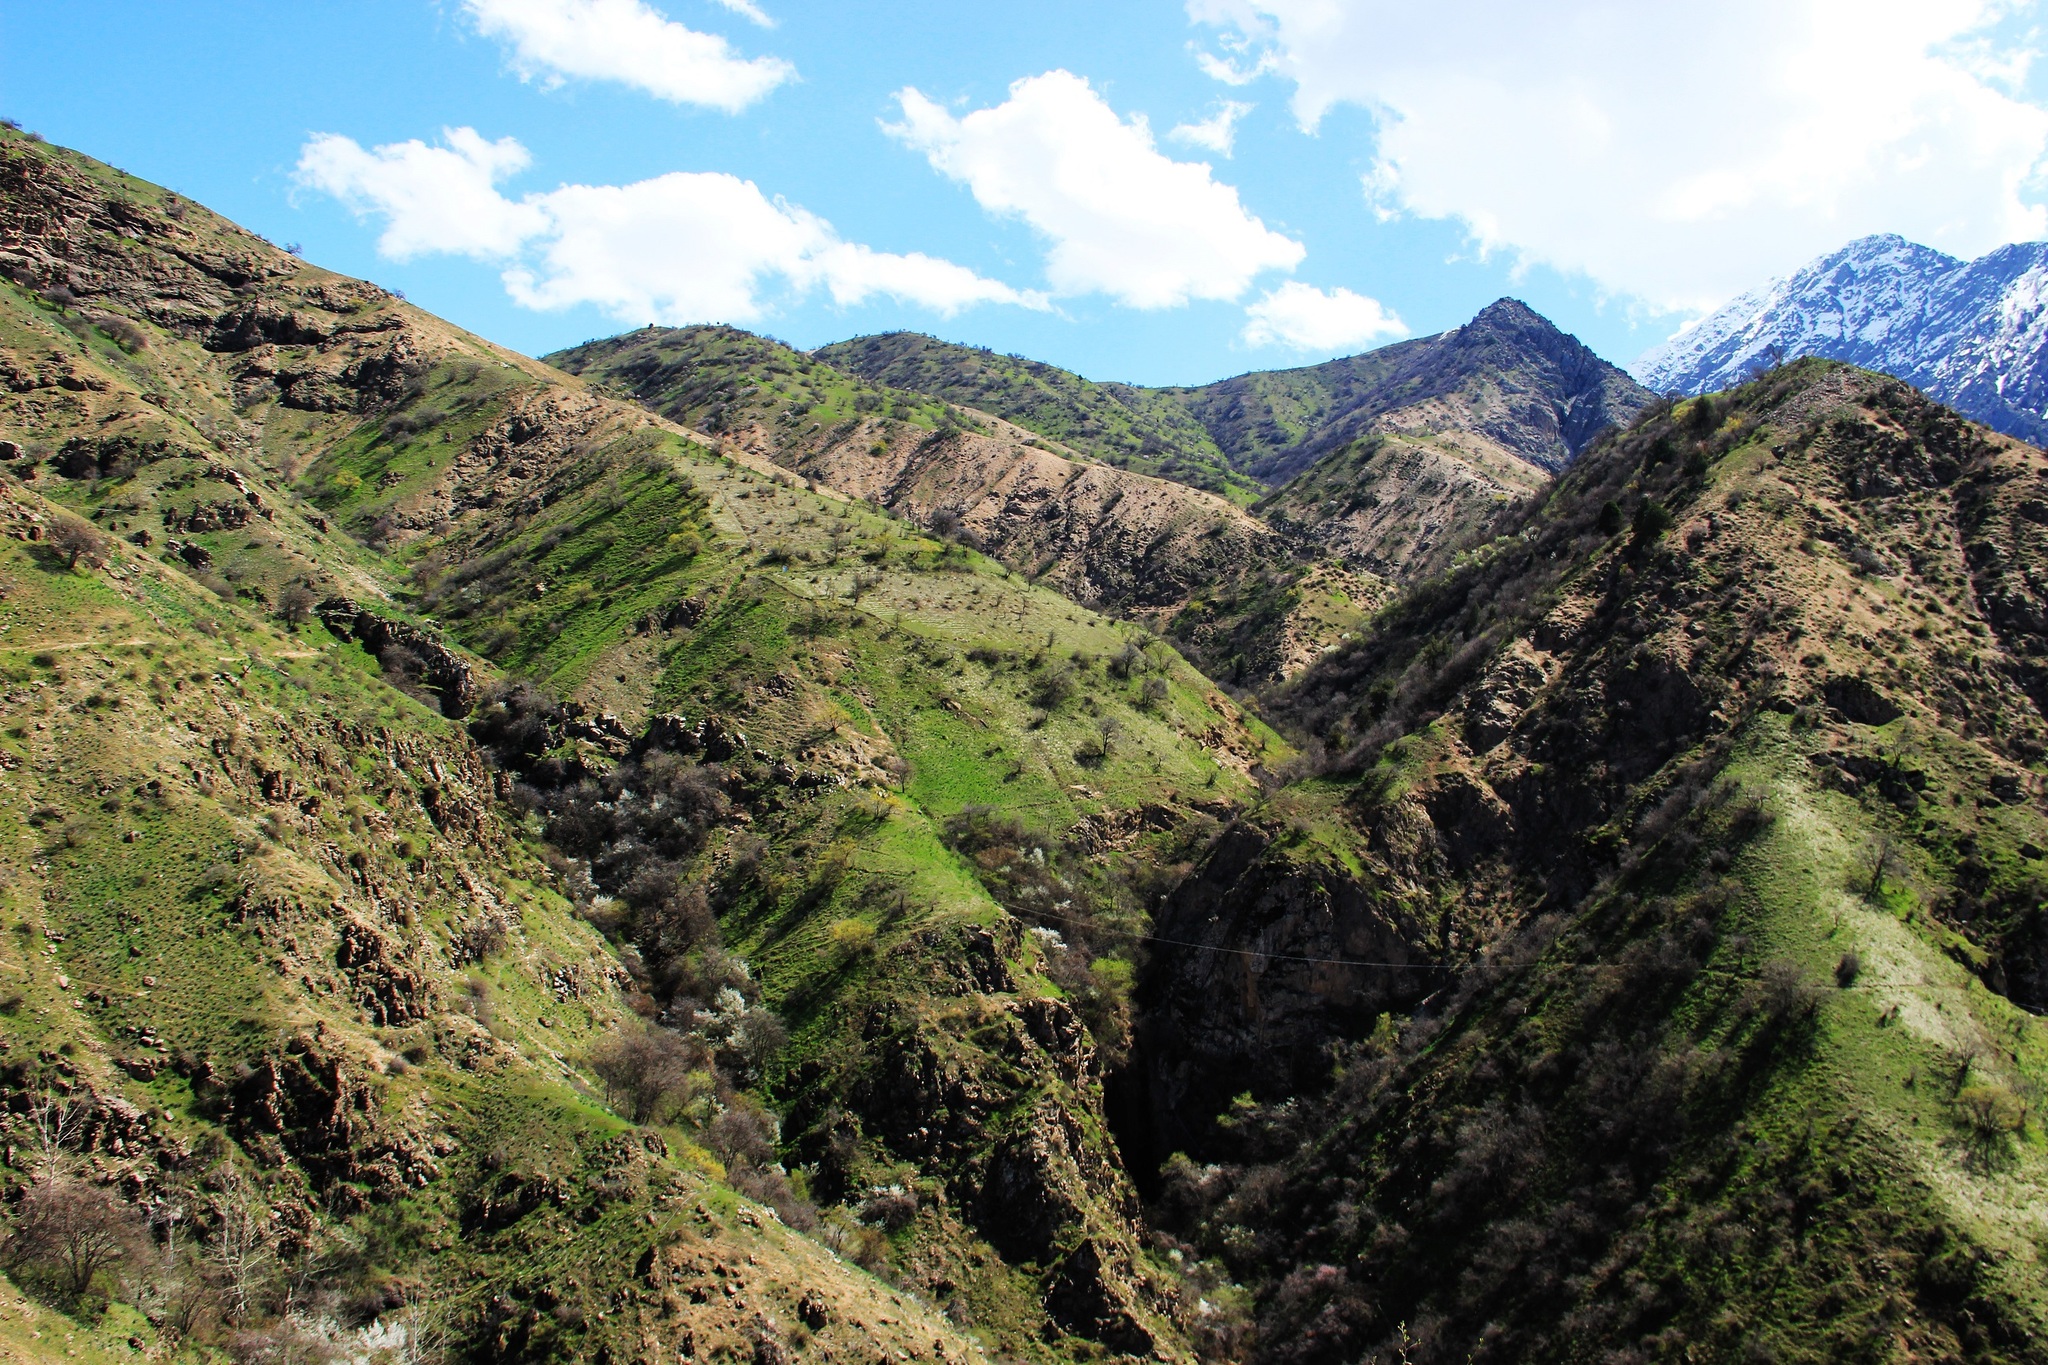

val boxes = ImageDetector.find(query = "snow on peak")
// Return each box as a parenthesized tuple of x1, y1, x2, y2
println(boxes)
(1633, 235, 2048, 444)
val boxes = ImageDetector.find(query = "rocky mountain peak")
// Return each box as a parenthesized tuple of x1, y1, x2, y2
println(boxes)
(1635, 231, 2048, 443)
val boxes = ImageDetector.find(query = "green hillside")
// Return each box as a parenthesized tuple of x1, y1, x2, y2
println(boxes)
(813, 332, 1258, 503)
(551, 325, 1379, 686)
(0, 128, 1284, 1363)
(10, 116, 2048, 1365)
(1134, 361, 2048, 1361)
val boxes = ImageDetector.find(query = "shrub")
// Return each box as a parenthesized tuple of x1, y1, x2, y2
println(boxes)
(1834, 951, 1862, 988)
(1956, 1082, 2026, 1138)
(827, 918, 877, 957)
(276, 582, 318, 629)
(4, 1176, 143, 1295)
(94, 314, 149, 352)
(1032, 661, 1077, 709)
(588, 1025, 706, 1124)
(1631, 499, 1674, 546)
(48, 517, 109, 570)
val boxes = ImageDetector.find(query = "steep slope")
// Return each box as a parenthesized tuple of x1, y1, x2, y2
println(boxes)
(1173, 298, 1653, 486)
(817, 306, 1650, 584)
(0, 126, 999, 1365)
(552, 326, 1280, 618)
(553, 325, 1385, 683)
(812, 332, 1258, 503)
(1249, 428, 1549, 580)
(1129, 360, 2048, 1362)
(1638, 233, 2048, 446)
(0, 127, 1289, 1361)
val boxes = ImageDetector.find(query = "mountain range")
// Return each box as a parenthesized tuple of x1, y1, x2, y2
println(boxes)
(1638, 232, 2048, 444)
(4, 125, 2048, 1365)
(555, 301, 1651, 681)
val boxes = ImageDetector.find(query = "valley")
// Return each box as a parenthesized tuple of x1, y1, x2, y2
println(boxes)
(1, 123, 2047, 1365)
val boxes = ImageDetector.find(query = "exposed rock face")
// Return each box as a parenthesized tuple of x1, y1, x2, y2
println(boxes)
(794, 423, 1276, 614)
(1257, 430, 1548, 579)
(316, 596, 480, 717)
(1136, 820, 1450, 1163)
(1171, 298, 1654, 485)
(335, 918, 437, 1026)
(787, 920, 1179, 1353)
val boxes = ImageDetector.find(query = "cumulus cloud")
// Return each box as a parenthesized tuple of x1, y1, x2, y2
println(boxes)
(886, 70, 1304, 308)
(298, 129, 547, 260)
(1189, 0, 2048, 312)
(1169, 101, 1254, 156)
(464, 0, 792, 112)
(1242, 281, 1407, 350)
(297, 128, 1037, 324)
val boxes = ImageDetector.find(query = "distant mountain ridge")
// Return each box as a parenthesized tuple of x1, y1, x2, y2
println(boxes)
(810, 332, 1257, 502)
(1637, 232, 2048, 444)
(824, 300, 1653, 495)
(1170, 298, 1655, 485)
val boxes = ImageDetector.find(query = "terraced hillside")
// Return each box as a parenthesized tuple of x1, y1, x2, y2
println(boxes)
(1132, 360, 2048, 1362)
(0, 127, 1289, 1362)
(555, 326, 1385, 683)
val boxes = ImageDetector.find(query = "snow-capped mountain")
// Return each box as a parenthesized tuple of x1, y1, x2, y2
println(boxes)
(1636, 234, 2048, 445)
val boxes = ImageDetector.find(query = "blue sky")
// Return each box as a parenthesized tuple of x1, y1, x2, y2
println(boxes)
(8, 0, 2048, 385)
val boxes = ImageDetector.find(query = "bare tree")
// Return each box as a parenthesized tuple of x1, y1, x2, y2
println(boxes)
(224, 1319, 341, 1365)
(1862, 834, 1899, 902)
(47, 517, 108, 571)
(206, 1166, 278, 1324)
(28, 1090, 86, 1180)
(5, 1177, 143, 1294)
(387, 1283, 453, 1365)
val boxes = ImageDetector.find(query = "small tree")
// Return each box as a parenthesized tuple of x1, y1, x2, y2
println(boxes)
(588, 1026, 705, 1124)
(48, 517, 108, 570)
(1630, 498, 1674, 548)
(28, 1090, 85, 1180)
(207, 1166, 278, 1324)
(827, 917, 877, 958)
(277, 582, 318, 630)
(6, 1176, 142, 1295)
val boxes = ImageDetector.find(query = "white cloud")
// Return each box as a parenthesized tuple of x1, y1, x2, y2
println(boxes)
(1242, 281, 1407, 349)
(1189, 0, 2048, 312)
(464, 0, 792, 112)
(1170, 101, 1254, 156)
(706, 0, 774, 27)
(297, 129, 547, 260)
(885, 70, 1304, 308)
(297, 128, 1038, 324)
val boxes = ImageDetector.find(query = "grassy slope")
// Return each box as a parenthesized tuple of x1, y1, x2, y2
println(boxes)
(552, 325, 1373, 685)
(372, 385, 1285, 1360)
(812, 332, 1259, 504)
(1142, 362, 2048, 1362)
(0, 128, 1291, 1361)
